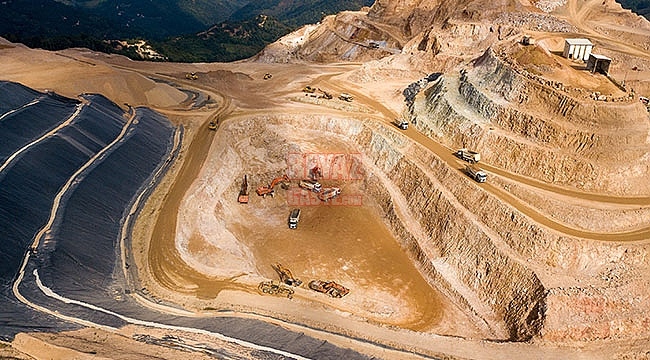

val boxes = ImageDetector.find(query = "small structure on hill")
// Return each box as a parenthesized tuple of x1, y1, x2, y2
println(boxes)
(586, 54, 612, 75)
(563, 38, 593, 61)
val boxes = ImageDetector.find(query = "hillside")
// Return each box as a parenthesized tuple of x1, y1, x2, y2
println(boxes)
(1, 0, 650, 359)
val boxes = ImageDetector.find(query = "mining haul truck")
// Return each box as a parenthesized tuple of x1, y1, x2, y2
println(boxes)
(299, 179, 322, 192)
(318, 187, 341, 201)
(308, 280, 349, 298)
(465, 164, 487, 183)
(288, 208, 301, 229)
(396, 119, 409, 130)
(456, 148, 480, 163)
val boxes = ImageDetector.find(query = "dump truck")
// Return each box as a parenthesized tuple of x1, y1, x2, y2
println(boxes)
(208, 119, 218, 130)
(263, 73, 272, 80)
(456, 148, 481, 163)
(288, 208, 301, 229)
(308, 280, 349, 298)
(339, 93, 354, 102)
(185, 72, 198, 80)
(302, 85, 316, 93)
(258, 281, 294, 299)
(465, 164, 487, 183)
(273, 263, 302, 286)
(396, 119, 409, 130)
(237, 175, 249, 204)
(299, 179, 322, 192)
(256, 174, 290, 197)
(318, 187, 341, 201)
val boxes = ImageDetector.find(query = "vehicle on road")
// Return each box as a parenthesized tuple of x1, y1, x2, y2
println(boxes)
(465, 164, 487, 183)
(288, 208, 301, 229)
(456, 148, 481, 163)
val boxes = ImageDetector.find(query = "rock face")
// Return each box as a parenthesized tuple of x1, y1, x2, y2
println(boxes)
(410, 47, 650, 195)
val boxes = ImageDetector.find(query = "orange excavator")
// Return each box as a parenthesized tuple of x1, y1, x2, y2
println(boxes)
(256, 174, 290, 197)
(238, 175, 249, 203)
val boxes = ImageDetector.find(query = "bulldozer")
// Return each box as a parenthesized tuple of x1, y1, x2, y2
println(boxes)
(308, 280, 349, 298)
(185, 72, 198, 80)
(258, 281, 294, 299)
(273, 263, 302, 287)
(256, 174, 290, 197)
(237, 175, 249, 204)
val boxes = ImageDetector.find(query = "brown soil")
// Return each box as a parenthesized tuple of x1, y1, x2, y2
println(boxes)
(2, 0, 650, 358)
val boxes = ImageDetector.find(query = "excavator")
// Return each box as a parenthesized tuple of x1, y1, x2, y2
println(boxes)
(237, 175, 249, 204)
(256, 174, 290, 197)
(273, 263, 302, 287)
(309, 165, 323, 180)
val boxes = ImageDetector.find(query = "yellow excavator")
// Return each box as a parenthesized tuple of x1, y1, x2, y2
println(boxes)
(273, 263, 302, 287)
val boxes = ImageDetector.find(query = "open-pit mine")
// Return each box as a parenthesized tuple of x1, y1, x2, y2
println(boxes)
(1, 0, 650, 359)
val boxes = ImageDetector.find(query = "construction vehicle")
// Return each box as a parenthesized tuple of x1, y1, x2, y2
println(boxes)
(309, 165, 323, 180)
(299, 179, 322, 192)
(465, 164, 487, 183)
(308, 280, 349, 298)
(208, 120, 218, 130)
(396, 119, 409, 130)
(318, 187, 341, 201)
(185, 72, 198, 80)
(237, 175, 249, 204)
(273, 263, 302, 286)
(456, 148, 481, 163)
(288, 208, 301, 229)
(318, 89, 333, 99)
(339, 93, 354, 102)
(302, 85, 316, 93)
(256, 174, 290, 197)
(264, 73, 272, 80)
(258, 281, 294, 299)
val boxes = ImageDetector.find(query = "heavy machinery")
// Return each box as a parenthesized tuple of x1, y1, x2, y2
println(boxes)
(465, 164, 487, 183)
(299, 179, 322, 192)
(302, 85, 316, 93)
(339, 93, 354, 102)
(258, 281, 294, 299)
(288, 208, 301, 229)
(456, 148, 481, 163)
(318, 187, 341, 201)
(318, 89, 333, 99)
(273, 263, 302, 286)
(208, 120, 218, 130)
(185, 72, 198, 80)
(308, 280, 349, 298)
(395, 119, 409, 130)
(309, 165, 322, 180)
(237, 175, 249, 204)
(263, 73, 272, 80)
(256, 174, 290, 197)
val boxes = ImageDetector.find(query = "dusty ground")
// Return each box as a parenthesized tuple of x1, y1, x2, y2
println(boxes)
(2, 0, 650, 358)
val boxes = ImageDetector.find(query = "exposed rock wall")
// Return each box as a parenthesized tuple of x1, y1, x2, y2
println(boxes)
(409, 48, 650, 194)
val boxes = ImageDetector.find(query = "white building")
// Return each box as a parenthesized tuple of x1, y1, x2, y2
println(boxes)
(563, 38, 593, 61)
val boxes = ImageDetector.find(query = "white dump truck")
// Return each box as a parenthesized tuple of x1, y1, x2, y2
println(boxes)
(465, 164, 487, 183)
(456, 148, 481, 163)
(396, 119, 409, 130)
(288, 208, 301, 229)
(299, 179, 322, 192)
